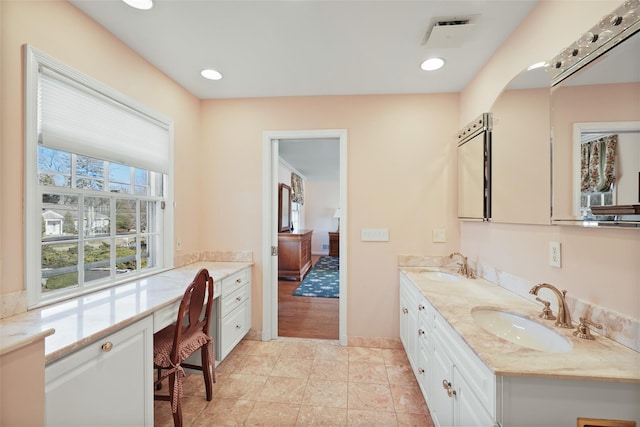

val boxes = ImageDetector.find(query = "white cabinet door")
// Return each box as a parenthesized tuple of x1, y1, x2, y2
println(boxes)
(454, 367, 496, 427)
(45, 316, 153, 427)
(429, 336, 454, 427)
(399, 279, 418, 371)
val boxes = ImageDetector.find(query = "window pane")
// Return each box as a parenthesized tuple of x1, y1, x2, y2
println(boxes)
(41, 242, 79, 293)
(116, 237, 136, 273)
(140, 200, 154, 233)
(109, 182, 130, 193)
(76, 156, 104, 190)
(116, 199, 137, 235)
(133, 185, 147, 195)
(84, 239, 111, 283)
(84, 197, 110, 237)
(141, 235, 153, 270)
(42, 194, 79, 237)
(38, 146, 71, 174)
(110, 163, 130, 184)
(134, 168, 147, 185)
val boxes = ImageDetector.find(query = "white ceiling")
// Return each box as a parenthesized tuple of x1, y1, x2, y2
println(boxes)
(68, 0, 538, 181)
(69, 0, 538, 100)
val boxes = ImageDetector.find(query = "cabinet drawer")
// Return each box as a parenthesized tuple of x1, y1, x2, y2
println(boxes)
(221, 284, 250, 318)
(153, 301, 180, 333)
(220, 301, 250, 359)
(220, 268, 250, 296)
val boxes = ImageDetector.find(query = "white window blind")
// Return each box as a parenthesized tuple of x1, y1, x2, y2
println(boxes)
(38, 66, 170, 173)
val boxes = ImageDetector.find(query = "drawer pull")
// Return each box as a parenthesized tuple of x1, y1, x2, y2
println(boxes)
(236, 278, 242, 284)
(236, 296, 242, 302)
(101, 342, 113, 352)
(442, 379, 456, 398)
(418, 304, 425, 311)
(418, 328, 425, 336)
(235, 324, 242, 329)
(402, 307, 408, 315)
(418, 368, 425, 375)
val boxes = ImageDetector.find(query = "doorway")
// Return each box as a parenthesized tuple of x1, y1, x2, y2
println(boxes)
(262, 129, 348, 345)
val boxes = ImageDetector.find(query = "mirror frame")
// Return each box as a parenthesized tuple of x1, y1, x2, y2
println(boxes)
(278, 183, 292, 233)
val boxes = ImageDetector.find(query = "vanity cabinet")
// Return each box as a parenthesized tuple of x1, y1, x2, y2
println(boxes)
(45, 316, 154, 426)
(217, 266, 252, 361)
(278, 230, 313, 280)
(400, 271, 640, 426)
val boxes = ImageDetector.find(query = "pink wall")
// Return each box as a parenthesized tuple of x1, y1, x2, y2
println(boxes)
(200, 95, 461, 337)
(461, 0, 639, 318)
(0, 1, 202, 296)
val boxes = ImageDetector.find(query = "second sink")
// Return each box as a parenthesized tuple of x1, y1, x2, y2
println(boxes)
(471, 307, 573, 353)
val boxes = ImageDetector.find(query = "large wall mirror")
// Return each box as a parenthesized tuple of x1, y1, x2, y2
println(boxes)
(457, 114, 491, 221)
(550, 5, 640, 227)
(490, 64, 551, 224)
(278, 183, 292, 232)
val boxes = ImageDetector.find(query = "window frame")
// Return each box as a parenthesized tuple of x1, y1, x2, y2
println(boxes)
(24, 45, 174, 308)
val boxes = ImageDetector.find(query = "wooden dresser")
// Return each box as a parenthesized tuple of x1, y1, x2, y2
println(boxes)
(328, 232, 339, 257)
(278, 229, 313, 281)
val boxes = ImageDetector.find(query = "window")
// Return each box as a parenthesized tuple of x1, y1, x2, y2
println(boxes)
(25, 46, 174, 307)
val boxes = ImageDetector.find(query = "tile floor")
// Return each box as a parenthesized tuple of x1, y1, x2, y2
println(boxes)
(154, 337, 435, 426)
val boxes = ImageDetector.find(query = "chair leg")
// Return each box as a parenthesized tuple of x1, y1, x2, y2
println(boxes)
(201, 343, 214, 401)
(168, 372, 183, 427)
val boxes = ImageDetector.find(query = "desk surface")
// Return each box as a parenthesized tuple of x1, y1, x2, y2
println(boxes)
(0, 262, 251, 362)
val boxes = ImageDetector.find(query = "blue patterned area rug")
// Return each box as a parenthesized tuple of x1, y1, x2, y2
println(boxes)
(292, 256, 339, 298)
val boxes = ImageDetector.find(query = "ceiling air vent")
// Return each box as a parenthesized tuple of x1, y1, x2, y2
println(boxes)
(422, 16, 477, 49)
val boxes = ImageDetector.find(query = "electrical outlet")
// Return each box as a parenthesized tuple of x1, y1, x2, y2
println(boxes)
(432, 228, 447, 243)
(361, 228, 389, 241)
(549, 241, 561, 267)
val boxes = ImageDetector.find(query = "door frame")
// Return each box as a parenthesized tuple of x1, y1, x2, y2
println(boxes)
(262, 129, 348, 345)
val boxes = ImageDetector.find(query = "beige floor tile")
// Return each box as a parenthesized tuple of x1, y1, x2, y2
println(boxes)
(246, 340, 286, 357)
(230, 338, 256, 355)
(347, 409, 398, 426)
(244, 401, 301, 426)
(348, 361, 389, 384)
(382, 349, 409, 366)
(348, 347, 385, 364)
(310, 359, 349, 382)
(196, 397, 255, 426)
(281, 340, 319, 359)
(390, 385, 429, 415)
(233, 354, 277, 376)
(396, 411, 435, 426)
(348, 382, 395, 412)
(302, 379, 348, 408)
(296, 405, 348, 426)
(271, 357, 313, 378)
(385, 364, 417, 386)
(315, 343, 350, 362)
(256, 376, 308, 404)
(215, 349, 247, 374)
(215, 373, 268, 400)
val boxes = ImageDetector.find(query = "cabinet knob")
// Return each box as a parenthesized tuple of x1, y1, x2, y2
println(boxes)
(236, 296, 242, 302)
(418, 304, 425, 311)
(402, 307, 408, 315)
(236, 278, 242, 284)
(418, 368, 425, 375)
(101, 342, 113, 352)
(442, 379, 456, 398)
(418, 329, 425, 336)
(235, 324, 242, 329)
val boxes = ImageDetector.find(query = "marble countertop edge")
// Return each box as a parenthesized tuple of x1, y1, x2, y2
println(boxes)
(0, 327, 55, 357)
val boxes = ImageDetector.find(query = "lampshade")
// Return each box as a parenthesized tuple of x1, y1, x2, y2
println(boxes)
(333, 208, 341, 218)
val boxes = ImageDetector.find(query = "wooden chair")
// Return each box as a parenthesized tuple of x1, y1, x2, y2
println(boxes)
(153, 268, 216, 427)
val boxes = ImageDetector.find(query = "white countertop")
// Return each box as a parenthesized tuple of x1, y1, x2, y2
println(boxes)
(0, 262, 252, 362)
(401, 267, 640, 383)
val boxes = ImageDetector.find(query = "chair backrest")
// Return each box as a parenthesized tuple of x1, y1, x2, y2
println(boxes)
(170, 268, 214, 363)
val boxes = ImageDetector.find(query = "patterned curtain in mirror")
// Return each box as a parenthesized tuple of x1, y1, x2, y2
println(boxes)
(580, 134, 617, 193)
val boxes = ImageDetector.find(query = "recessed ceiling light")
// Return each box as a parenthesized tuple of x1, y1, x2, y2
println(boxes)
(200, 69, 223, 81)
(420, 57, 445, 71)
(122, 0, 153, 10)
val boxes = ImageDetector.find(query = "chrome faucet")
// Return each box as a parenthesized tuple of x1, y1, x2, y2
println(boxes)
(448, 252, 476, 279)
(529, 283, 573, 328)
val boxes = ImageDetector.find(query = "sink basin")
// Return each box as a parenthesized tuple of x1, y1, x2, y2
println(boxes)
(420, 271, 462, 282)
(471, 307, 572, 353)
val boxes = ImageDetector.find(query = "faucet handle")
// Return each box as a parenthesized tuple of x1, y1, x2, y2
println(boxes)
(535, 297, 556, 320)
(573, 316, 603, 340)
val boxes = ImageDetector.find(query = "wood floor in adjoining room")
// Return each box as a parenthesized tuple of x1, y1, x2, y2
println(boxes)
(278, 256, 339, 340)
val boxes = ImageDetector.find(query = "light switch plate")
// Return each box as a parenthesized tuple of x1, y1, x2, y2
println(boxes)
(361, 228, 389, 241)
(432, 228, 447, 243)
(549, 241, 561, 267)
